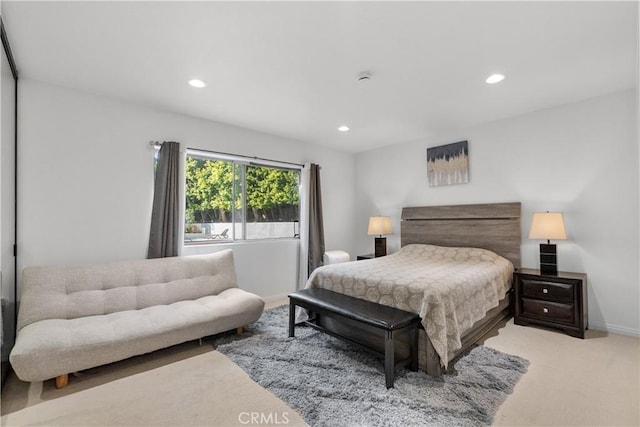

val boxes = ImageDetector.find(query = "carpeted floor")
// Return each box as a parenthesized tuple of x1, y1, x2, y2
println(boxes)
(3, 306, 637, 427)
(216, 306, 529, 427)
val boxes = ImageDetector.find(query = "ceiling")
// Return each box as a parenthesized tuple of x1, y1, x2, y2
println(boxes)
(2, 1, 638, 153)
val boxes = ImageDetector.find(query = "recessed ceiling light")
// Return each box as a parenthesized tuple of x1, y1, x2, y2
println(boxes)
(338, 125, 350, 132)
(188, 79, 206, 88)
(486, 74, 505, 84)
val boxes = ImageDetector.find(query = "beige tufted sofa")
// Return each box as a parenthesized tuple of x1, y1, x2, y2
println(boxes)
(10, 249, 264, 388)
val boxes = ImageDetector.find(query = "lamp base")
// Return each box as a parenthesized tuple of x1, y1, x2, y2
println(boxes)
(539, 243, 558, 275)
(374, 237, 387, 257)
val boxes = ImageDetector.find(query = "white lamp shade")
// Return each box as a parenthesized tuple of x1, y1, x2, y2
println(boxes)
(368, 216, 393, 236)
(529, 212, 567, 241)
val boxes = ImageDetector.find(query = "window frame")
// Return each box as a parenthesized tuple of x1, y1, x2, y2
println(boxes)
(183, 148, 302, 245)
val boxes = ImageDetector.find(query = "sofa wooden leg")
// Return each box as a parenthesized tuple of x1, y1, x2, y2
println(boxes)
(55, 374, 69, 389)
(236, 327, 244, 335)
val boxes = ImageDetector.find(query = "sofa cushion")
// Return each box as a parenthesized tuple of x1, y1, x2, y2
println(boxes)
(18, 250, 238, 330)
(10, 287, 264, 382)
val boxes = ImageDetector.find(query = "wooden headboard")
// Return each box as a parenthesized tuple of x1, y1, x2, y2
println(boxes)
(401, 202, 521, 268)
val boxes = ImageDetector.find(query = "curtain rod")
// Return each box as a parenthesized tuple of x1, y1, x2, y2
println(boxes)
(149, 142, 305, 168)
(187, 147, 304, 168)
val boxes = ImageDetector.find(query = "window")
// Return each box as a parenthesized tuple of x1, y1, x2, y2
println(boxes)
(184, 151, 300, 244)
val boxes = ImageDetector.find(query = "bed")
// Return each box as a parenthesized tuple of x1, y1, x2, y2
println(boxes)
(304, 202, 521, 376)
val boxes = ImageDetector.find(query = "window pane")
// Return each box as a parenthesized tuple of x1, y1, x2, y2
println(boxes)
(184, 154, 300, 244)
(184, 156, 233, 243)
(245, 165, 300, 239)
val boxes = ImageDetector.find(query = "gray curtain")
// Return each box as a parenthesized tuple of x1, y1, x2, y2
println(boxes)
(148, 141, 180, 258)
(308, 163, 325, 275)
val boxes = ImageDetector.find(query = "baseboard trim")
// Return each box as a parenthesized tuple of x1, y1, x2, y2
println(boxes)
(263, 293, 289, 306)
(589, 321, 640, 337)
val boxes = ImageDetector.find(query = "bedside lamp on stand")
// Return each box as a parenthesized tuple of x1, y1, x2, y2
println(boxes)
(528, 212, 567, 275)
(368, 216, 393, 257)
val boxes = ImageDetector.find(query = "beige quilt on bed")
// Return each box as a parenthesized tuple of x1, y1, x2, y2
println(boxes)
(305, 244, 513, 365)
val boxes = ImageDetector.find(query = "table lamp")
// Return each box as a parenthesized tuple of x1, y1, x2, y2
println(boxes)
(528, 212, 567, 275)
(368, 216, 393, 257)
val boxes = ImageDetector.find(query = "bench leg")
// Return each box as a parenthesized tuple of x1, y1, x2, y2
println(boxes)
(385, 330, 395, 389)
(55, 374, 69, 389)
(288, 302, 296, 337)
(409, 326, 418, 372)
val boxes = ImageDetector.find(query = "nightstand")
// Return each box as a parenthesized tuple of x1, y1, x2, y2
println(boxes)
(356, 254, 375, 260)
(514, 268, 588, 338)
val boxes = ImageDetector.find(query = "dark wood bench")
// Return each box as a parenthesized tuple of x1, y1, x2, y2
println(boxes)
(288, 287, 421, 388)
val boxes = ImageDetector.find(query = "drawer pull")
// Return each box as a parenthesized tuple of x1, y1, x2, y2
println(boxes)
(543, 307, 549, 314)
(542, 288, 548, 294)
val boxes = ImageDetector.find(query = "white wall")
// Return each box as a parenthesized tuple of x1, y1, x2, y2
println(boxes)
(184, 240, 299, 302)
(18, 80, 638, 334)
(355, 90, 639, 336)
(18, 79, 355, 298)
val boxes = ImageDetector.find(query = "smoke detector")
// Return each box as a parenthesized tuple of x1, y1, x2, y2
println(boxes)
(357, 71, 372, 81)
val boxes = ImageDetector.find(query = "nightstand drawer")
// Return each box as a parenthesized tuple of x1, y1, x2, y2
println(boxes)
(521, 279, 574, 303)
(514, 269, 587, 338)
(522, 298, 575, 324)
